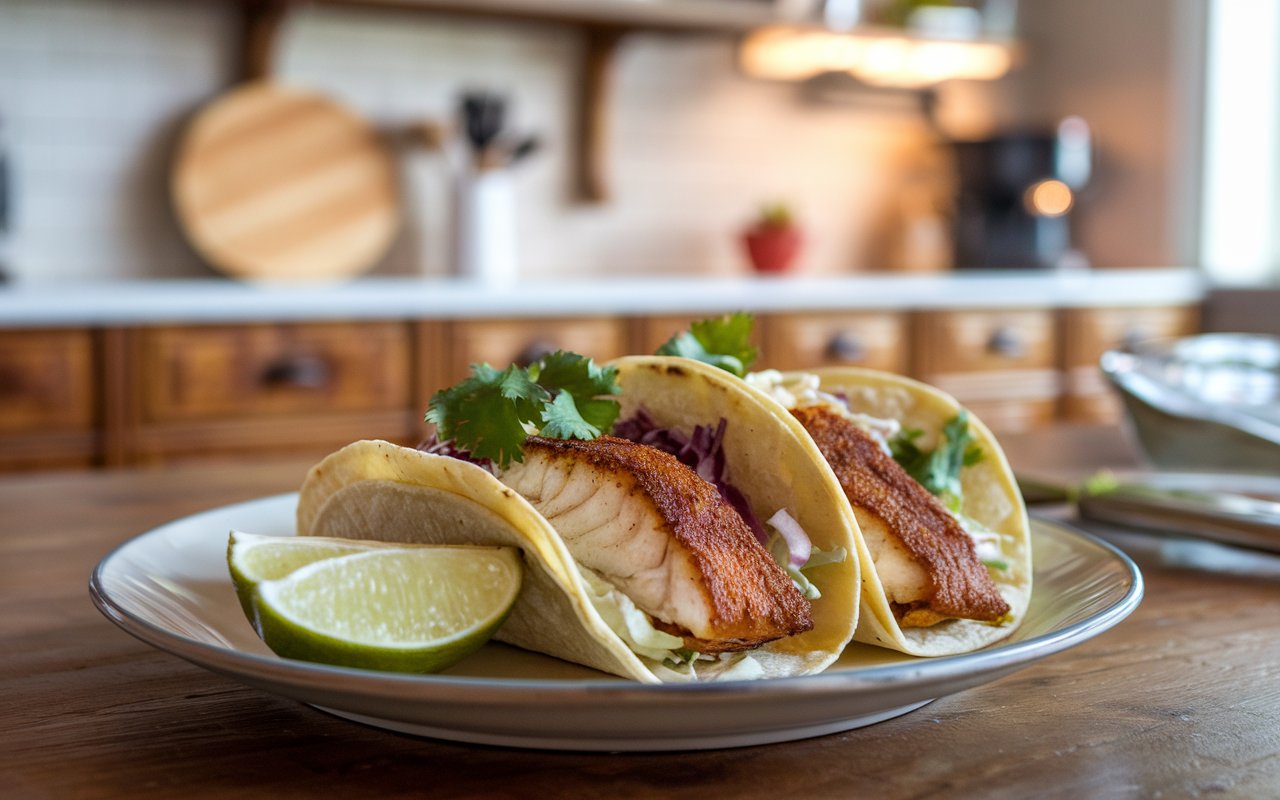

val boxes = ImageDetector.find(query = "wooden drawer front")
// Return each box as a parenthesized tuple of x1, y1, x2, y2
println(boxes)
(761, 312, 908, 373)
(1062, 305, 1199, 396)
(444, 317, 628, 384)
(1063, 305, 1200, 368)
(916, 309, 1056, 376)
(1060, 305, 1199, 423)
(0, 329, 96, 433)
(140, 323, 410, 422)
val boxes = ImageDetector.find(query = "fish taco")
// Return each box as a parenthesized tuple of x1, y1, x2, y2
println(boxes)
(296, 352, 861, 683)
(746, 366, 1032, 657)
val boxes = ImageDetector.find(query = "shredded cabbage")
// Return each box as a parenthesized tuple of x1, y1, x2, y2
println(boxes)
(746, 370, 901, 451)
(577, 567, 684, 662)
(766, 508, 811, 567)
(764, 509, 847, 600)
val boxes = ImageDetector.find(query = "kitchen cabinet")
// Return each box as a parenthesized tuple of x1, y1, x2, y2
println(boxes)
(441, 317, 630, 385)
(1060, 306, 1201, 423)
(761, 312, 910, 373)
(914, 309, 1061, 434)
(0, 274, 1205, 470)
(0, 328, 99, 470)
(115, 322, 417, 464)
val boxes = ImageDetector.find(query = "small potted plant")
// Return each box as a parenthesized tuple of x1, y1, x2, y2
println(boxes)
(742, 202, 803, 274)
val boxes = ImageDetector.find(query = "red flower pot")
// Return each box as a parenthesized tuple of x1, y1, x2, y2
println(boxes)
(743, 226, 803, 274)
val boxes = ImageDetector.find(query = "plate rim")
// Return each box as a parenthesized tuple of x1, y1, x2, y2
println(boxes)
(89, 492, 1144, 704)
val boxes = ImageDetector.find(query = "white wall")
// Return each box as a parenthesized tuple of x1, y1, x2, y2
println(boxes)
(0, 0, 934, 283)
(942, 0, 1201, 270)
(0, 0, 237, 282)
(1200, 0, 1280, 286)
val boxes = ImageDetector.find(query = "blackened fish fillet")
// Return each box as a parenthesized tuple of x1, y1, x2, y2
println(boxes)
(499, 435, 813, 653)
(791, 406, 1009, 627)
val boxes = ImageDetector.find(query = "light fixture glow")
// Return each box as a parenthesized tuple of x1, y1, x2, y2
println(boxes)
(740, 25, 1014, 89)
(1024, 179, 1074, 217)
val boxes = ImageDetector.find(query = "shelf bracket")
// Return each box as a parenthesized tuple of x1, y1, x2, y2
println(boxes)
(575, 26, 625, 204)
(240, 0, 292, 82)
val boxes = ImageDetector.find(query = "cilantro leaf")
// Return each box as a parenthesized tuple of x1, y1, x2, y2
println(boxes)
(426, 372, 530, 466)
(534, 351, 621, 404)
(425, 352, 621, 469)
(889, 411, 984, 510)
(539, 391, 602, 440)
(533, 351, 622, 433)
(656, 312, 759, 377)
(497, 363, 550, 423)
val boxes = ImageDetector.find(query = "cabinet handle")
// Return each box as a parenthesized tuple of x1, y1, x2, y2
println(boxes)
(986, 327, 1026, 359)
(259, 354, 332, 390)
(515, 339, 558, 367)
(825, 331, 867, 363)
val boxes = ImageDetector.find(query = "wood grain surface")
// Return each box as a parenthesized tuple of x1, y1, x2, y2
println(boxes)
(4, 425, 1280, 798)
(171, 81, 399, 282)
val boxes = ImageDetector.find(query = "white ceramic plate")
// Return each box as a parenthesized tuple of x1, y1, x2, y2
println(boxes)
(90, 494, 1141, 751)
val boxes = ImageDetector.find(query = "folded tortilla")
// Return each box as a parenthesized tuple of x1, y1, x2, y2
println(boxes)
(296, 356, 861, 683)
(773, 366, 1033, 657)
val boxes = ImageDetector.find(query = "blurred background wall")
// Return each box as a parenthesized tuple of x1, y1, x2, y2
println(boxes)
(0, 0, 1197, 284)
(0, 0, 934, 282)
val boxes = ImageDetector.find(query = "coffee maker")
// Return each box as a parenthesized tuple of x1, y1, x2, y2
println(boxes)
(951, 116, 1091, 270)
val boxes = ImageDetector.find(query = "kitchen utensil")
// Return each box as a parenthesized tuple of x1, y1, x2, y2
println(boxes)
(1079, 477, 1280, 554)
(1101, 333, 1280, 471)
(1019, 469, 1280, 555)
(506, 135, 541, 167)
(172, 81, 400, 282)
(951, 117, 1092, 270)
(453, 168, 517, 287)
(460, 91, 507, 157)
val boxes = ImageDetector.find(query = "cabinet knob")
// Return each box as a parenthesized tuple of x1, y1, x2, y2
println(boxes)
(259, 354, 331, 389)
(986, 327, 1026, 359)
(515, 339, 558, 367)
(825, 331, 867, 363)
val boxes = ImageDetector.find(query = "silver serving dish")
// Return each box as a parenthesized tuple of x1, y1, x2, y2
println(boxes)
(1100, 333, 1280, 472)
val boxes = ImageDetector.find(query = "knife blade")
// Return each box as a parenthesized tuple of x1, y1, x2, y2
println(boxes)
(1077, 480, 1280, 554)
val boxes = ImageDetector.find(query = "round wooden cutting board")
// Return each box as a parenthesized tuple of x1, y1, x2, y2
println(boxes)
(172, 81, 400, 282)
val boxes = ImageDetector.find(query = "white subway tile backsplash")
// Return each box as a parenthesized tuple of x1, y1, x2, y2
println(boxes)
(2, 0, 924, 283)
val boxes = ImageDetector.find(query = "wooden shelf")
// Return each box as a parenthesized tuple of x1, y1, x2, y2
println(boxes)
(323, 0, 780, 33)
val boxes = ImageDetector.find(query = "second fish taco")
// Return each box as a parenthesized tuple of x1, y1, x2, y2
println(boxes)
(747, 366, 1032, 657)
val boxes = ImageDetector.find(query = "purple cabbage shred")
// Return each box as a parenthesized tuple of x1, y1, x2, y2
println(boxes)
(613, 408, 768, 544)
(416, 435, 494, 472)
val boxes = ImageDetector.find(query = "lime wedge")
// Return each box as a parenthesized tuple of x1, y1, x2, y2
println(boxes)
(254, 546, 522, 673)
(227, 531, 400, 621)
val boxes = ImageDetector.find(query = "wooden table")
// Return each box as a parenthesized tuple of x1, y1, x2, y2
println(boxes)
(5, 425, 1280, 798)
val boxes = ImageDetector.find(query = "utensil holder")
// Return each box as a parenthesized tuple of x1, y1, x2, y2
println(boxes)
(453, 168, 517, 288)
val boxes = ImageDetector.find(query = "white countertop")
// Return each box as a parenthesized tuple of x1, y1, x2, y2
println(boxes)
(0, 269, 1206, 326)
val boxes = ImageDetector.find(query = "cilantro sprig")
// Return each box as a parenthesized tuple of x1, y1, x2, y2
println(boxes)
(889, 411, 984, 512)
(656, 312, 759, 377)
(426, 351, 621, 468)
